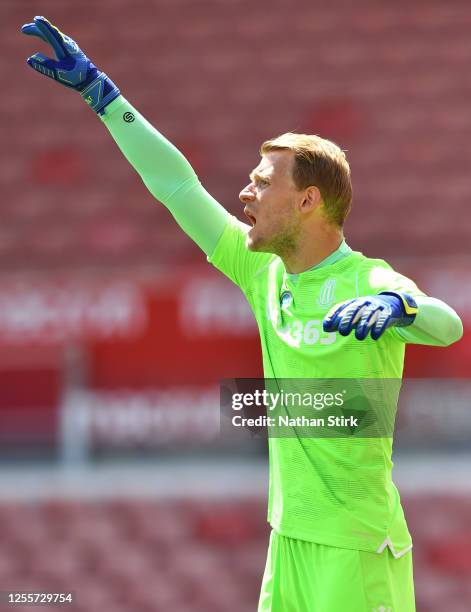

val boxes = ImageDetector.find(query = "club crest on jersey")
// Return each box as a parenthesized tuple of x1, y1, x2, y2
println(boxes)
(317, 279, 336, 307)
(280, 291, 293, 309)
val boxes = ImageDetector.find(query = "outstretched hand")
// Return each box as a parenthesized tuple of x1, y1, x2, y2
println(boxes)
(21, 16, 120, 114)
(322, 292, 418, 341)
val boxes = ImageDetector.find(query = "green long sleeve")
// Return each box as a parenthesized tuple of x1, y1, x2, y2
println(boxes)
(100, 96, 229, 256)
(394, 296, 463, 346)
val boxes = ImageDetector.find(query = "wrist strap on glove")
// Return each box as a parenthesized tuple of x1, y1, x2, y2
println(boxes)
(80, 72, 120, 114)
(378, 291, 418, 326)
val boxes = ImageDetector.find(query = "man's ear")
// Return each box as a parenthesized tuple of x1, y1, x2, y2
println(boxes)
(300, 186, 322, 213)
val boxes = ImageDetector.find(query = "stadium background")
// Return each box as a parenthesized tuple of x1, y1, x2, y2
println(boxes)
(1, 0, 470, 610)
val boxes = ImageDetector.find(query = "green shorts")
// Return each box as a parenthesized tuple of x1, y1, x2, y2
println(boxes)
(258, 530, 415, 612)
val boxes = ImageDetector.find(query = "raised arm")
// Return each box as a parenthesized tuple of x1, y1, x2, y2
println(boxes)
(98, 96, 229, 254)
(21, 16, 229, 256)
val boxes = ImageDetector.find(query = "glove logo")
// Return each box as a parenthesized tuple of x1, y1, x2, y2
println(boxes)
(123, 112, 135, 123)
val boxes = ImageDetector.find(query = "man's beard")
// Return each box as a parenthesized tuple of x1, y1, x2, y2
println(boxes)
(247, 226, 299, 259)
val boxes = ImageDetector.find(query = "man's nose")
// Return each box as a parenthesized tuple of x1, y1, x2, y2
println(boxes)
(239, 184, 255, 204)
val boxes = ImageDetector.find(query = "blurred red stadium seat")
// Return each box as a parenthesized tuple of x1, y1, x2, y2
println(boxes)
(0, 495, 469, 610)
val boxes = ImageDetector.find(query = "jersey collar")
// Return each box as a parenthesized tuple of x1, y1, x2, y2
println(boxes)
(286, 240, 353, 284)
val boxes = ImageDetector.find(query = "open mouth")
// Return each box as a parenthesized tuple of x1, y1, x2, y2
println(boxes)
(244, 209, 257, 227)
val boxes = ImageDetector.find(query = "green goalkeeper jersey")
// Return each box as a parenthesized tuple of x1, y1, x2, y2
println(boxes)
(101, 96, 461, 555)
(209, 215, 425, 555)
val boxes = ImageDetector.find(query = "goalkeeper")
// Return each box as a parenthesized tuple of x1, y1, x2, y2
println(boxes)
(22, 17, 463, 612)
